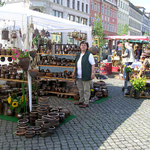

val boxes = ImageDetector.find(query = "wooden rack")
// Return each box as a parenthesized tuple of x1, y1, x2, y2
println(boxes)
(0, 78, 28, 83)
(0, 55, 12, 57)
(38, 65, 75, 68)
(40, 76, 74, 82)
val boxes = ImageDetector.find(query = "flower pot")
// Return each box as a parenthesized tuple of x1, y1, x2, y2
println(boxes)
(2, 29, 9, 40)
(29, 69, 39, 79)
(29, 51, 37, 59)
(134, 90, 141, 99)
(19, 57, 30, 72)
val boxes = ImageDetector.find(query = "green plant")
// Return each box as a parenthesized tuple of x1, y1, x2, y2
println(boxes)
(125, 66, 132, 72)
(11, 48, 29, 60)
(8, 95, 27, 114)
(130, 77, 146, 91)
(32, 35, 40, 46)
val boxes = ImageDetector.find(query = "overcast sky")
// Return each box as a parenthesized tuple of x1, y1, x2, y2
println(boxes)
(130, 0, 150, 12)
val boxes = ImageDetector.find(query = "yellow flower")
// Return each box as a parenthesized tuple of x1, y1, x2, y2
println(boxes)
(21, 95, 27, 102)
(91, 89, 94, 92)
(12, 101, 18, 108)
(8, 97, 11, 104)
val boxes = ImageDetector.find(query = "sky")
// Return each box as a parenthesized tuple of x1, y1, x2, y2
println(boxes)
(130, 0, 150, 12)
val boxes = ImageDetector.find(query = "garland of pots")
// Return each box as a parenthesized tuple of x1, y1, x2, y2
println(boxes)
(16, 96, 71, 138)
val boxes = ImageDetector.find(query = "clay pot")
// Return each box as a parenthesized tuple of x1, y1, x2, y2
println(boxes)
(16, 130, 25, 136)
(34, 126, 41, 135)
(48, 126, 55, 134)
(18, 119, 29, 127)
(35, 119, 43, 126)
(18, 57, 30, 72)
(25, 130, 35, 138)
(2, 29, 9, 40)
(40, 130, 49, 137)
(29, 69, 39, 79)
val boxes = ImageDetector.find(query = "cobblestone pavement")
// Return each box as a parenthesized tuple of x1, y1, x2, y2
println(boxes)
(1, 78, 150, 150)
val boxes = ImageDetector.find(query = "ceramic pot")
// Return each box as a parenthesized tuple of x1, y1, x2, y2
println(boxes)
(2, 29, 9, 40)
(19, 57, 30, 72)
(48, 126, 55, 134)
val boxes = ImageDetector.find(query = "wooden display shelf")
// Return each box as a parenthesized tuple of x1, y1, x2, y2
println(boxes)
(40, 76, 74, 81)
(0, 78, 28, 83)
(37, 53, 76, 56)
(45, 91, 77, 96)
(0, 55, 12, 57)
(38, 65, 75, 68)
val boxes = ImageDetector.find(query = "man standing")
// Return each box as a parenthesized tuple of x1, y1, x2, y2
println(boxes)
(122, 42, 135, 94)
(72, 41, 95, 108)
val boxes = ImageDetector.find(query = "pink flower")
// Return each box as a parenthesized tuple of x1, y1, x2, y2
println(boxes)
(12, 57, 15, 60)
(14, 49, 17, 54)
(16, 54, 19, 58)
(25, 49, 27, 52)
(11, 49, 13, 52)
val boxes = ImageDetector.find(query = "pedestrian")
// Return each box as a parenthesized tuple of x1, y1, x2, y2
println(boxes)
(72, 41, 95, 108)
(122, 42, 135, 95)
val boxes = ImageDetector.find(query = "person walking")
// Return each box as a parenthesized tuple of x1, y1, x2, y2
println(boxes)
(72, 41, 95, 108)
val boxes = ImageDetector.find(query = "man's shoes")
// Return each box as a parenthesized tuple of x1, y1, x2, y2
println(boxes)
(79, 103, 89, 108)
(74, 101, 84, 105)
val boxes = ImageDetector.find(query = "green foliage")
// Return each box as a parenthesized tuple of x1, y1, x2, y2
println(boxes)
(32, 35, 40, 46)
(0, 1, 5, 7)
(130, 77, 146, 92)
(117, 24, 130, 35)
(92, 14, 105, 48)
(125, 66, 132, 72)
(11, 48, 29, 60)
(144, 31, 150, 36)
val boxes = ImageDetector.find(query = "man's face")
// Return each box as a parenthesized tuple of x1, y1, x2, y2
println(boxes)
(80, 43, 87, 51)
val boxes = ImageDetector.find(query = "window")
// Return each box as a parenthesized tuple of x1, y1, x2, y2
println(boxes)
(86, 4, 88, 13)
(105, 7, 107, 15)
(81, 18, 87, 25)
(77, 1, 80, 10)
(76, 16, 80, 23)
(108, 8, 110, 16)
(61, 0, 63, 5)
(98, 4, 100, 12)
(67, 0, 70, 7)
(57, 0, 59, 4)
(72, 0, 75, 9)
(52, 10, 63, 18)
(91, 1, 93, 11)
(94, 2, 97, 11)
(102, 5, 104, 14)
(69, 14, 75, 21)
(82, 3, 84, 12)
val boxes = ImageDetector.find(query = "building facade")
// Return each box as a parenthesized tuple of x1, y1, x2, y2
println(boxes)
(90, 0, 102, 26)
(129, 2, 142, 35)
(137, 7, 150, 35)
(102, 0, 118, 36)
(3, 0, 90, 44)
(90, 0, 118, 36)
(117, 0, 129, 35)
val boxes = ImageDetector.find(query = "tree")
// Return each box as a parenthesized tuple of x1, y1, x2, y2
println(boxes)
(117, 24, 130, 35)
(144, 31, 150, 36)
(92, 14, 105, 48)
(0, 1, 5, 7)
(92, 14, 105, 62)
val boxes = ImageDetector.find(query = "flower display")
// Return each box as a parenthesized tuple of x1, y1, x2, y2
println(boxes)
(8, 94, 27, 114)
(130, 77, 146, 92)
(11, 48, 29, 60)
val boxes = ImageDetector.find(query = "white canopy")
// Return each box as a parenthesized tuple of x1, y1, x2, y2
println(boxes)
(104, 35, 150, 41)
(0, 5, 92, 45)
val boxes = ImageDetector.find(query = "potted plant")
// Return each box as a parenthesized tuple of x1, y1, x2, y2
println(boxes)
(8, 94, 27, 118)
(130, 77, 146, 99)
(12, 48, 30, 72)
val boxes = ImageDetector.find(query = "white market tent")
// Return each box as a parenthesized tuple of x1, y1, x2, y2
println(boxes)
(0, 5, 92, 45)
(0, 5, 92, 112)
(104, 35, 150, 41)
